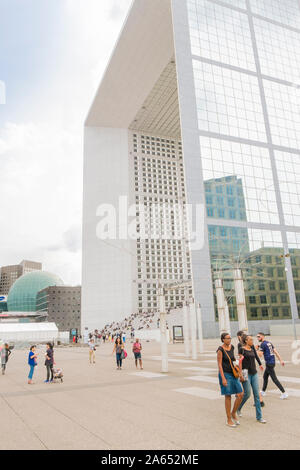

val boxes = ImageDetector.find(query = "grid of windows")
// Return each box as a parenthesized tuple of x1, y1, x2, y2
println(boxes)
(193, 60, 266, 141)
(250, 0, 300, 29)
(247, 228, 283, 251)
(263, 79, 300, 149)
(201, 137, 278, 224)
(209, 226, 291, 320)
(131, 132, 192, 312)
(186, 0, 300, 324)
(215, 0, 246, 8)
(254, 18, 300, 84)
(275, 151, 300, 226)
(188, 0, 255, 70)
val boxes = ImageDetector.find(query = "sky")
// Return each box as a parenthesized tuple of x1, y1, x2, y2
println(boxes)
(0, 0, 132, 285)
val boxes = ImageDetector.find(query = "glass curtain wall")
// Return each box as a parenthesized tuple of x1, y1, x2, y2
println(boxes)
(187, 0, 300, 322)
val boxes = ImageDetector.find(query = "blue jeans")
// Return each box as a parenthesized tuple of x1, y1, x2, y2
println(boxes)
(116, 353, 122, 368)
(28, 365, 35, 380)
(238, 372, 262, 421)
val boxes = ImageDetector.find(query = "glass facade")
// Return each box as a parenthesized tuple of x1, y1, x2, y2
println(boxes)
(7, 271, 64, 312)
(187, 0, 300, 323)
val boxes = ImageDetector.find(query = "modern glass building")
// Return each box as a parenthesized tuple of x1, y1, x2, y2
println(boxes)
(7, 271, 64, 312)
(82, 0, 300, 336)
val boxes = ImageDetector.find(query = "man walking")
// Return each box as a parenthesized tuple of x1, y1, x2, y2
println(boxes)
(256, 333, 288, 399)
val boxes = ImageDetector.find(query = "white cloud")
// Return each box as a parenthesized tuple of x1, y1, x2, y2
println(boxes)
(0, 121, 82, 283)
(0, 1, 132, 285)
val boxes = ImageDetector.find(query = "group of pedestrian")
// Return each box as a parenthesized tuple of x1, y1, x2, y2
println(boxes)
(111, 336, 143, 370)
(217, 331, 288, 427)
(86, 331, 144, 371)
(27, 342, 55, 385)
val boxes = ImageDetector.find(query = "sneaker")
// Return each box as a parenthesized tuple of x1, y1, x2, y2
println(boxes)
(257, 418, 267, 424)
(260, 391, 266, 396)
(280, 392, 288, 400)
(237, 410, 242, 417)
(44, 380, 49, 383)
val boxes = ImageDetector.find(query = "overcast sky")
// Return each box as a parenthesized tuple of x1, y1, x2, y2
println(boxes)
(0, 0, 132, 285)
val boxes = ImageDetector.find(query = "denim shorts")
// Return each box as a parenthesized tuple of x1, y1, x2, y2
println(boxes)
(219, 372, 243, 396)
(134, 352, 141, 360)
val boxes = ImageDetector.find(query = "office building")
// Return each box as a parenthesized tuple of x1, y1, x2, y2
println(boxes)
(82, 0, 300, 336)
(0, 260, 42, 295)
(36, 286, 81, 333)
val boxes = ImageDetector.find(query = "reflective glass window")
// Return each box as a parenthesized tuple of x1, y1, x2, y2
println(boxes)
(275, 151, 300, 226)
(188, 0, 255, 70)
(250, 0, 300, 29)
(193, 60, 267, 141)
(209, 226, 290, 320)
(254, 18, 300, 84)
(263, 79, 300, 149)
(201, 137, 279, 224)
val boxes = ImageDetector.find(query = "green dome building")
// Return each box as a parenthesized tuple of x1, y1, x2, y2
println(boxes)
(7, 271, 64, 312)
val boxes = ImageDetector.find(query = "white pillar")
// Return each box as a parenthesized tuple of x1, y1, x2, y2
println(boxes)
(224, 299, 231, 336)
(183, 300, 190, 357)
(215, 279, 227, 334)
(234, 268, 248, 333)
(159, 287, 168, 373)
(189, 299, 197, 360)
(196, 303, 204, 353)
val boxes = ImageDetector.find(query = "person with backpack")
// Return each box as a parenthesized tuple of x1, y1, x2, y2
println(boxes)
(28, 345, 38, 384)
(44, 342, 54, 383)
(132, 338, 143, 369)
(1, 343, 11, 375)
(217, 333, 244, 428)
(256, 332, 288, 399)
(237, 334, 266, 423)
(112, 337, 124, 370)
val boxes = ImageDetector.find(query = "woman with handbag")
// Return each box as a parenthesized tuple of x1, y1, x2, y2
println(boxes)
(217, 333, 244, 428)
(112, 337, 124, 370)
(237, 334, 266, 424)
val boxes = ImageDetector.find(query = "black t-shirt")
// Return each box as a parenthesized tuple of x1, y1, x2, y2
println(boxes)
(217, 345, 236, 375)
(240, 345, 262, 375)
(45, 348, 54, 366)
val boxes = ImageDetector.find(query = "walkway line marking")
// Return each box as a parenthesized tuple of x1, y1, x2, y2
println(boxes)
(183, 367, 217, 373)
(174, 387, 221, 400)
(150, 356, 197, 364)
(269, 388, 300, 397)
(129, 371, 166, 379)
(277, 376, 300, 385)
(185, 375, 219, 384)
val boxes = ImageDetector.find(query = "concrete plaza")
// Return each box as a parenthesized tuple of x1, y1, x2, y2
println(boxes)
(0, 336, 299, 450)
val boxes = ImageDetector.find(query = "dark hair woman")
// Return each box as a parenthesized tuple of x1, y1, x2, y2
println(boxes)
(44, 342, 54, 383)
(217, 332, 244, 427)
(112, 337, 124, 370)
(237, 335, 266, 423)
(28, 345, 37, 384)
